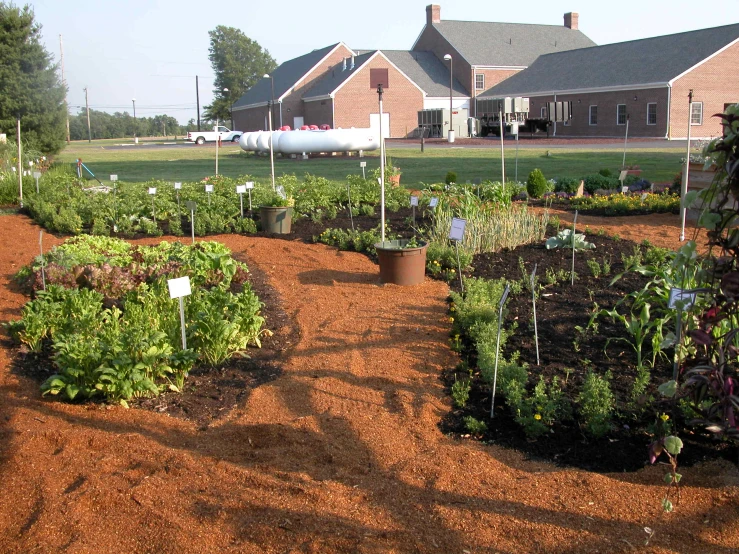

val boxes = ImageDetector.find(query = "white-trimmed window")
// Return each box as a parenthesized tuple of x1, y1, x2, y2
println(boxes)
(691, 102, 703, 125)
(647, 103, 657, 126)
(475, 74, 485, 90)
(617, 104, 627, 125)
(541, 106, 547, 119)
(589, 105, 597, 125)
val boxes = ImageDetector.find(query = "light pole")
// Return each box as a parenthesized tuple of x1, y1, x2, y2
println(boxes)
(132, 98, 137, 143)
(443, 54, 453, 142)
(223, 88, 234, 130)
(263, 74, 276, 190)
(264, 73, 275, 128)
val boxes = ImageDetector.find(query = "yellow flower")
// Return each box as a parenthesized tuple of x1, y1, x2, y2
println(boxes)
(660, 413, 669, 422)
(534, 414, 542, 420)
(449, 317, 454, 323)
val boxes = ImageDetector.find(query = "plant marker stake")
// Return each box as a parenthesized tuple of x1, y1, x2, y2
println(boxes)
(531, 263, 539, 366)
(186, 201, 197, 245)
(149, 188, 156, 223)
(410, 195, 418, 228)
(168, 277, 191, 350)
(680, 90, 693, 242)
(571, 210, 578, 286)
(33, 171, 41, 194)
(111, 175, 118, 229)
(377, 84, 386, 243)
(39, 231, 46, 291)
(674, 307, 682, 381)
(360, 161, 366, 180)
(491, 283, 510, 418)
(240, 191, 244, 218)
(449, 218, 466, 293)
(347, 183, 354, 231)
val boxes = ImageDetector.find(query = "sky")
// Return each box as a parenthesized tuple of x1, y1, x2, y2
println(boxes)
(29, 0, 739, 126)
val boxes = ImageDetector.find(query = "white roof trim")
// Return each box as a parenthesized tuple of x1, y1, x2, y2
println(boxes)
(279, 42, 356, 102)
(668, 36, 739, 85)
(410, 24, 427, 51)
(483, 82, 669, 98)
(302, 94, 333, 103)
(473, 65, 527, 70)
(233, 102, 268, 111)
(426, 96, 471, 101)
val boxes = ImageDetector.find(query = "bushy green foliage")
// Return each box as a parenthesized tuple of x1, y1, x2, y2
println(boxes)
(7, 237, 265, 405)
(577, 370, 615, 437)
(451, 377, 471, 408)
(445, 171, 457, 185)
(582, 173, 620, 194)
(554, 176, 581, 194)
(526, 168, 547, 198)
(315, 226, 381, 254)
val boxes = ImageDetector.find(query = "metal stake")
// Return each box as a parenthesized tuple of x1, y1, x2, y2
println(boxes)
(571, 210, 578, 286)
(39, 231, 46, 291)
(531, 264, 539, 366)
(454, 241, 464, 293)
(347, 183, 354, 231)
(178, 296, 187, 350)
(491, 284, 510, 418)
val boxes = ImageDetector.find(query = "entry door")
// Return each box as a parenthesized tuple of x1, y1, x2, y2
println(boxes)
(293, 116, 304, 129)
(370, 113, 390, 139)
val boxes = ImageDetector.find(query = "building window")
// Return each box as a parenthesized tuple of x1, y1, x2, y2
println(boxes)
(541, 106, 547, 119)
(475, 74, 485, 90)
(691, 102, 703, 125)
(589, 105, 597, 125)
(617, 104, 627, 125)
(647, 103, 657, 125)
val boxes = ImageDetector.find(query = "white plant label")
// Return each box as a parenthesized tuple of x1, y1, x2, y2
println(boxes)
(668, 288, 696, 310)
(377, 178, 382, 185)
(174, 182, 182, 190)
(110, 174, 118, 182)
(148, 187, 157, 195)
(205, 184, 214, 193)
(168, 276, 191, 299)
(410, 196, 419, 207)
(236, 185, 246, 194)
(621, 186, 629, 194)
(245, 181, 254, 189)
(185, 201, 197, 212)
(429, 197, 439, 208)
(360, 161, 366, 168)
(641, 193, 648, 203)
(276, 185, 286, 199)
(619, 170, 629, 182)
(449, 218, 466, 241)
(33, 171, 41, 179)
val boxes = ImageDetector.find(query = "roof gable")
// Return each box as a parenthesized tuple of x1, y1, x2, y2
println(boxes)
(233, 43, 352, 108)
(381, 50, 468, 97)
(302, 51, 377, 99)
(430, 21, 596, 66)
(480, 23, 739, 97)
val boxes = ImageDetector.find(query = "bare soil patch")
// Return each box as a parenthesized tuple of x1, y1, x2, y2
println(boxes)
(0, 211, 737, 553)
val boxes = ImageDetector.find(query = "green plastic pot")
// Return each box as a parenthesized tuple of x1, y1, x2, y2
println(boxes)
(260, 206, 292, 234)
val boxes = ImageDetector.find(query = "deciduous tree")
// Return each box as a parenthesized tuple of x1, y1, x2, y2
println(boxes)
(204, 26, 276, 123)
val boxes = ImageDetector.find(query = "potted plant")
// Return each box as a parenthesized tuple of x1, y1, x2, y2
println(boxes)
(385, 156, 402, 187)
(259, 192, 294, 234)
(374, 236, 428, 286)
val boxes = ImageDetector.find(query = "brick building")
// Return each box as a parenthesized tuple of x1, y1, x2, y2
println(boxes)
(233, 5, 593, 137)
(480, 23, 739, 139)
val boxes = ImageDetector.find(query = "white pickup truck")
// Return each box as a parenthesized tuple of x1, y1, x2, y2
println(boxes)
(185, 125, 242, 145)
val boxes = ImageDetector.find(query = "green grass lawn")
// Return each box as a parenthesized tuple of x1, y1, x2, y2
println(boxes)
(56, 139, 685, 187)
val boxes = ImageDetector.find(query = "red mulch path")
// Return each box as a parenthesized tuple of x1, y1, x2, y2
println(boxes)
(0, 213, 737, 553)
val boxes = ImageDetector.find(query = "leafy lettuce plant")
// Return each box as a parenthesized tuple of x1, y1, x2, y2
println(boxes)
(545, 229, 595, 250)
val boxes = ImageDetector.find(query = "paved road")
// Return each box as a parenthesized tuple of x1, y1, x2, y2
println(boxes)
(103, 138, 688, 152)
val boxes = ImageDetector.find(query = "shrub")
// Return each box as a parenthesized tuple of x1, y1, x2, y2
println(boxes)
(577, 370, 615, 437)
(598, 168, 613, 177)
(554, 176, 581, 194)
(582, 174, 620, 194)
(526, 168, 547, 198)
(445, 171, 458, 185)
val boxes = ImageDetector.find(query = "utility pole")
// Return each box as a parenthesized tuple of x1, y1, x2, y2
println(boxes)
(196, 75, 201, 131)
(84, 87, 91, 143)
(60, 34, 70, 143)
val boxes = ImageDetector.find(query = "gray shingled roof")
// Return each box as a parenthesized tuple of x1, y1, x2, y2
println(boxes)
(481, 23, 739, 97)
(302, 52, 376, 99)
(233, 43, 343, 108)
(431, 21, 596, 67)
(382, 50, 468, 97)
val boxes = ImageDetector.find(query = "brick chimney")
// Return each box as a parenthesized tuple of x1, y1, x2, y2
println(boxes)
(426, 4, 440, 25)
(564, 12, 579, 30)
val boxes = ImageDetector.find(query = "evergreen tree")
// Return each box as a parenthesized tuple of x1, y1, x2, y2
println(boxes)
(204, 26, 277, 123)
(0, 3, 67, 154)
